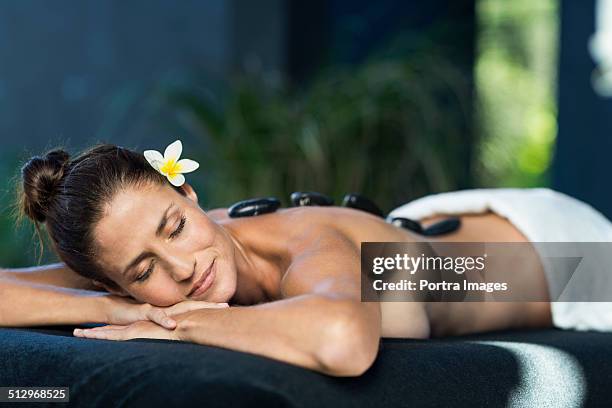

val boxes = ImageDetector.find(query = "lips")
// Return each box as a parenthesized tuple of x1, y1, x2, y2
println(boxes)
(188, 259, 215, 298)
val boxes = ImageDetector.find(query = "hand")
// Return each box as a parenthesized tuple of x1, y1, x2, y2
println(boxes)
(74, 320, 179, 342)
(102, 294, 229, 329)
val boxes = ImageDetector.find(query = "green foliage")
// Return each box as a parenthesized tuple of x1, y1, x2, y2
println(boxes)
(163, 58, 473, 213)
(475, 0, 558, 187)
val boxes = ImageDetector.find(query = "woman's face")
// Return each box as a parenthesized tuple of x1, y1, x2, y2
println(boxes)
(93, 182, 238, 306)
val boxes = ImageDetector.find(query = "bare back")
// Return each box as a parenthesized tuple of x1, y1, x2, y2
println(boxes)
(210, 205, 553, 339)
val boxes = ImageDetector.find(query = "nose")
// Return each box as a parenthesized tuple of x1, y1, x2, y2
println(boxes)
(157, 245, 195, 282)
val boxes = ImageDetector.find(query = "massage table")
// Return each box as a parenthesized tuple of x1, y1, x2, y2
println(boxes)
(1, 326, 609, 407)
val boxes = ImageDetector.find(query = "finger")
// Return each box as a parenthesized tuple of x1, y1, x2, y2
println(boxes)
(86, 325, 127, 331)
(167, 301, 229, 316)
(74, 328, 126, 341)
(188, 302, 229, 309)
(146, 308, 177, 329)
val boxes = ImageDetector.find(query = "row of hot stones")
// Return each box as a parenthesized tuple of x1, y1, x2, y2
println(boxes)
(227, 192, 460, 237)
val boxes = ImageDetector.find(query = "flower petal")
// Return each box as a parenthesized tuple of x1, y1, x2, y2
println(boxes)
(144, 150, 164, 170)
(175, 158, 199, 173)
(167, 173, 185, 187)
(164, 140, 182, 163)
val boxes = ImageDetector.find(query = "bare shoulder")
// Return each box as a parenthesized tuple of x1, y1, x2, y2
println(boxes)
(276, 208, 365, 299)
(281, 208, 359, 256)
(206, 208, 230, 222)
(215, 204, 413, 262)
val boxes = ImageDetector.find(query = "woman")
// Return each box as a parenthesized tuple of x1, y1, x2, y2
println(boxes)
(0, 143, 607, 376)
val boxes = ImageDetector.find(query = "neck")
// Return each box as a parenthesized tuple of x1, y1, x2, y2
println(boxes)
(221, 218, 287, 305)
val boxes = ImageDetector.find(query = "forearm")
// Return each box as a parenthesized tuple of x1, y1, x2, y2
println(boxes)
(0, 276, 108, 327)
(175, 294, 379, 376)
(0, 263, 98, 290)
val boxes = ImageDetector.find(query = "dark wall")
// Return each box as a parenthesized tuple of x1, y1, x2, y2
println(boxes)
(0, 0, 284, 155)
(554, 0, 612, 218)
(288, 0, 475, 81)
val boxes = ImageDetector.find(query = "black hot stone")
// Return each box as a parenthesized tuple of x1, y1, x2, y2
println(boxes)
(290, 192, 334, 207)
(227, 197, 281, 218)
(422, 217, 461, 236)
(341, 194, 384, 218)
(389, 217, 424, 234)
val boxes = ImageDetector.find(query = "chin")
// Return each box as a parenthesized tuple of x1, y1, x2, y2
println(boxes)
(209, 277, 237, 303)
(219, 281, 238, 302)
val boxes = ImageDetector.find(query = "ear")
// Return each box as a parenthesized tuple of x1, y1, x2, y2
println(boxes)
(179, 182, 198, 203)
(92, 279, 130, 297)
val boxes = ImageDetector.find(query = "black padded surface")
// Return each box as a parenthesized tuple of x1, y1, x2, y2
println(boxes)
(1, 326, 610, 407)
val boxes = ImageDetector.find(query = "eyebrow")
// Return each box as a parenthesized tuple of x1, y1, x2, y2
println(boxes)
(123, 202, 175, 278)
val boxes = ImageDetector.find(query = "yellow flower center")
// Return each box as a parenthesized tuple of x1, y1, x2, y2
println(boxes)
(160, 159, 182, 176)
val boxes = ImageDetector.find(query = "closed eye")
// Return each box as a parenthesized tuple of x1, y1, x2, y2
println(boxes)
(136, 259, 155, 282)
(135, 215, 186, 283)
(169, 215, 186, 239)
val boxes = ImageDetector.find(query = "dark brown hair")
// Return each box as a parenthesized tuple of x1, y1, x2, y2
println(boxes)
(16, 144, 175, 288)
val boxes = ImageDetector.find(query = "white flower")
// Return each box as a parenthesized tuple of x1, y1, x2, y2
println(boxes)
(143, 140, 199, 187)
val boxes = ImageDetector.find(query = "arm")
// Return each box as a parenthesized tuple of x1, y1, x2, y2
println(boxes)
(0, 276, 108, 326)
(174, 228, 381, 376)
(0, 262, 99, 290)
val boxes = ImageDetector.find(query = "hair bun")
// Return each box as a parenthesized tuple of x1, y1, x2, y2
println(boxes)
(20, 149, 71, 222)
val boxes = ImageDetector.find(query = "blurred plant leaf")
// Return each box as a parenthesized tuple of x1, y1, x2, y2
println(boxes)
(157, 52, 473, 213)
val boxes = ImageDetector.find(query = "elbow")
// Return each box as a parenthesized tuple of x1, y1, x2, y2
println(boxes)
(315, 304, 380, 377)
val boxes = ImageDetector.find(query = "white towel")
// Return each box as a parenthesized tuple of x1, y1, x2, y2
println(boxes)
(388, 188, 612, 331)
